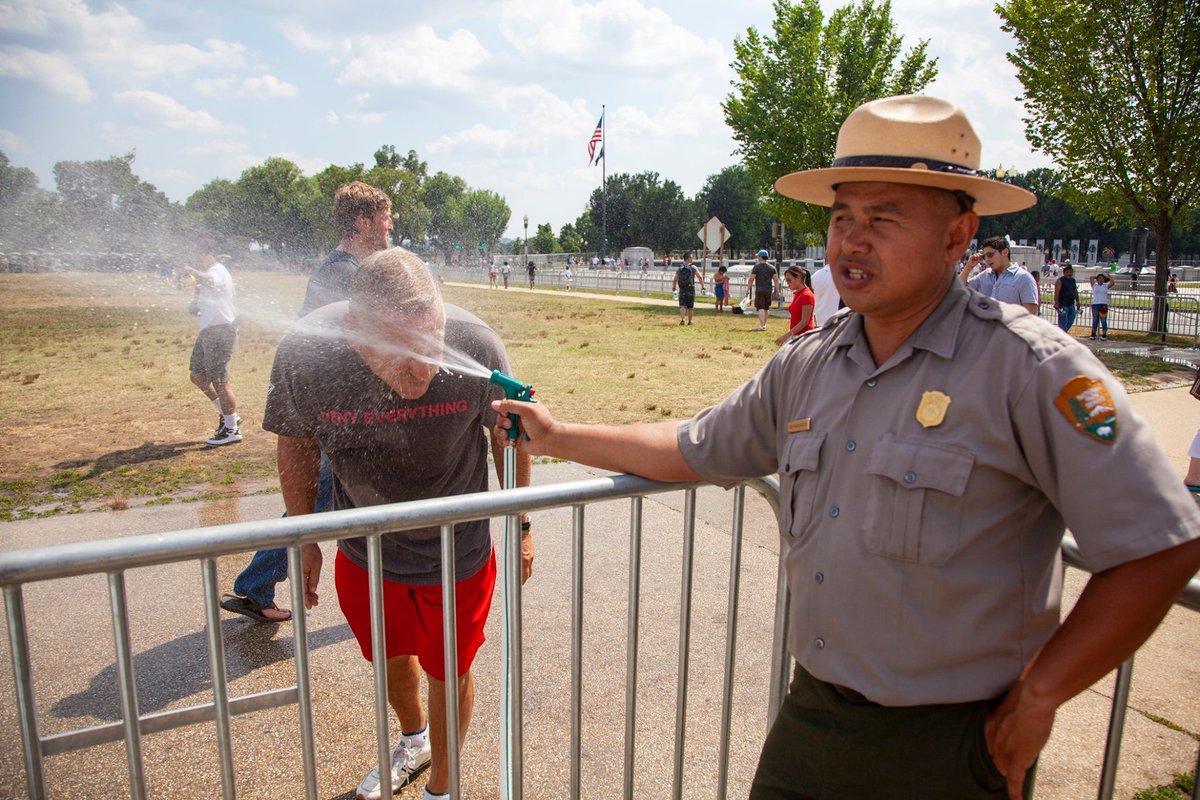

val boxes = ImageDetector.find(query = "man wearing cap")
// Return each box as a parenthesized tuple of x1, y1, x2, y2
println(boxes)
(494, 94, 1200, 799)
(747, 249, 781, 330)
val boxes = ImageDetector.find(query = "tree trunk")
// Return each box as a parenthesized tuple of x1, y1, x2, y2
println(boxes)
(1150, 217, 1171, 340)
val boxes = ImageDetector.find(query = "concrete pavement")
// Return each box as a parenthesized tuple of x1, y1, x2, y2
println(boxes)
(1, 286, 1198, 798)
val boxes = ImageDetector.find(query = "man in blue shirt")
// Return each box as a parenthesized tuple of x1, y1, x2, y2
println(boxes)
(958, 235, 1039, 314)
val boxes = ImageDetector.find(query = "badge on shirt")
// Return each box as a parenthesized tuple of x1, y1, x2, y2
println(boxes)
(1054, 375, 1117, 444)
(915, 391, 951, 428)
(787, 418, 811, 433)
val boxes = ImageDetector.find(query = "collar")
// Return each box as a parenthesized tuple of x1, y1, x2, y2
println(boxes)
(829, 277, 968, 372)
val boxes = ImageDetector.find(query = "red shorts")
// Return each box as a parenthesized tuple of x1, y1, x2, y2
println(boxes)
(334, 548, 496, 681)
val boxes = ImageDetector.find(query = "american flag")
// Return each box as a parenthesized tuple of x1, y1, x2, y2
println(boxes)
(587, 113, 603, 164)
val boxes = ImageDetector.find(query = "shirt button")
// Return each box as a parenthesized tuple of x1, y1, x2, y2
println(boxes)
(815, 571, 824, 584)
(904, 471, 917, 484)
(866, 378, 877, 387)
(815, 637, 826, 649)
(830, 506, 840, 518)
(846, 440, 857, 452)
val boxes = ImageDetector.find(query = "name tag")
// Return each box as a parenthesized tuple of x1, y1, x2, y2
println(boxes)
(787, 418, 811, 433)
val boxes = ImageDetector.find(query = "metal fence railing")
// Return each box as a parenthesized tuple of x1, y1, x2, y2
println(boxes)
(1040, 291, 1200, 347)
(1, 476, 1197, 799)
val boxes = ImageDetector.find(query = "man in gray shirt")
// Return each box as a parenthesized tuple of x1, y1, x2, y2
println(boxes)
(495, 95, 1200, 799)
(269, 248, 533, 800)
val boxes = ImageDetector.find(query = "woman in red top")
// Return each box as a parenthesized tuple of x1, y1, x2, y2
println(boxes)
(776, 265, 815, 346)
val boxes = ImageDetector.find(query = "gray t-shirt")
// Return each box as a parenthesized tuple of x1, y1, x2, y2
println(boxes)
(298, 249, 358, 317)
(263, 302, 511, 584)
(751, 261, 777, 292)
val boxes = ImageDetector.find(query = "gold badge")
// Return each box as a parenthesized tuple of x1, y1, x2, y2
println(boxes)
(1054, 376, 1117, 444)
(787, 418, 811, 433)
(916, 391, 951, 428)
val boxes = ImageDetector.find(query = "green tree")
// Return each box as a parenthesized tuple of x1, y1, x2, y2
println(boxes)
(578, 171, 697, 255)
(450, 188, 510, 263)
(998, 0, 1200, 330)
(185, 178, 242, 242)
(724, 0, 937, 240)
(374, 145, 428, 185)
(558, 222, 584, 254)
(53, 151, 182, 255)
(422, 171, 468, 261)
(232, 157, 315, 255)
(364, 164, 429, 246)
(696, 164, 773, 256)
(0, 151, 38, 204)
(530, 222, 560, 254)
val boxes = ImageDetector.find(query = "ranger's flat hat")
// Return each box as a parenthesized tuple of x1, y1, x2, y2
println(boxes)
(774, 94, 1036, 216)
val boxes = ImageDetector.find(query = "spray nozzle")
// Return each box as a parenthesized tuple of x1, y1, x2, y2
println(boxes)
(490, 370, 536, 440)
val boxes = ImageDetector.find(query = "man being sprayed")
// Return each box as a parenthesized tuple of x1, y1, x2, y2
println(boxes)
(221, 181, 393, 624)
(183, 242, 240, 447)
(270, 248, 533, 800)
(495, 95, 1200, 799)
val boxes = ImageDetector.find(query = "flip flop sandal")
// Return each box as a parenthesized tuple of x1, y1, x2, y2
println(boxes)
(220, 592, 291, 623)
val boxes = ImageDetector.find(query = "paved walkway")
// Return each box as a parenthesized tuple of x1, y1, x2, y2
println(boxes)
(1, 286, 1197, 799)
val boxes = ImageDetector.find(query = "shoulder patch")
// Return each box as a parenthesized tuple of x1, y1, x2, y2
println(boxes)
(1053, 375, 1117, 444)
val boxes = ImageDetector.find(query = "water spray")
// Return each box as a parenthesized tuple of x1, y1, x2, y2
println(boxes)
(489, 369, 535, 440)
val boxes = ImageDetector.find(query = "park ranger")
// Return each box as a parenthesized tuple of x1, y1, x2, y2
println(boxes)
(494, 94, 1200, 799)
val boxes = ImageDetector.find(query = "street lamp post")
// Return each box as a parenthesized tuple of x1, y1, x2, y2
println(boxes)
(523, 214, 529, 277)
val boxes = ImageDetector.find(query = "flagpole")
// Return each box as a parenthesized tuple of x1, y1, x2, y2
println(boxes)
(600, 104, 607, 261)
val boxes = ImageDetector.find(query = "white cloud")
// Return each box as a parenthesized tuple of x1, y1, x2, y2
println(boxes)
(280, 21, 334, 53)
(113, 90, 225, 133)
(427, 124, 517, 155)
(193, 76, 234, 96)
(240, 74, 299, 99)
(0, 129, 21, 150)
(497, 0, 724, 70)
(338, 26, 489, 90)
(0, 45, 92, 101)
(325, 110, 340, 125)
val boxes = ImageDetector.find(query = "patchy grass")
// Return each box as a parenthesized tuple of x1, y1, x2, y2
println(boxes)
(1133, 772, 1194, 800)
(0, 272, 1192, 518)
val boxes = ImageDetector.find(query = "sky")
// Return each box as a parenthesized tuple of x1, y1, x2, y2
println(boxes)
(0, 0, 1053, 239)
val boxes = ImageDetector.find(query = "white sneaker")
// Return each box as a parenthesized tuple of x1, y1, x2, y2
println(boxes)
(355, 734, 432, 799)
(206, 425, 243, 447)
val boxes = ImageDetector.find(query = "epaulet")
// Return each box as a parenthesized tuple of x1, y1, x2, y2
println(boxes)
(966, 291, 1072, 363)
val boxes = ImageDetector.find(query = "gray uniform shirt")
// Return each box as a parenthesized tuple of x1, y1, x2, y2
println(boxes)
(677, 278, 1200, 706)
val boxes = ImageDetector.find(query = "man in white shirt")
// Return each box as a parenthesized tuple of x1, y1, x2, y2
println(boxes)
(809, 263, 842, 326)
(184, 243, 240, 446)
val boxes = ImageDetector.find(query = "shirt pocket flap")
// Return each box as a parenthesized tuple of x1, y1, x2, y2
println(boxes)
(865, 433, 974, 496)
(780, 432, 825, 475)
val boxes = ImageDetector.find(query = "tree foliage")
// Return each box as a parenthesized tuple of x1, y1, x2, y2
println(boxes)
(576, 171, 698, 255)
(696, 164, 773, 256)
(998, 0, 1200, 309)
(724, 0, 937, 240)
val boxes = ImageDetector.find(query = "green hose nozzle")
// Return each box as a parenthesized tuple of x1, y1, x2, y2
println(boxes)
(490, 370, 535, 440)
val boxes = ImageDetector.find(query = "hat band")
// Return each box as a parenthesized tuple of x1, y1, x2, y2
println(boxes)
(830, 155, 982, 177)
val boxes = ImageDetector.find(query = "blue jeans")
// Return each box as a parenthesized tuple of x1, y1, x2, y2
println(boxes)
(1091, 304, 1108, 336)
(233, 454, 333, 607)
(1056, 305, 1077, 332)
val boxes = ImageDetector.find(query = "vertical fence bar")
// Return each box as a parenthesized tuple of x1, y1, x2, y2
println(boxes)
(569, 504, 586, 800)
(671, 489, 698, 800)
(716, 486, 747, 800)
(767, 548, 792, 724)
(440, 523, 461, 799)
(504, 444, 524, 800)
(200, 558, 237, 800)
(286, 546, 319, 800)
(4, 585, 45, 800)
(1096, 655, 1135, 800)
(367, 535, 392, 800)
(107, 571, 147, 800)
(1190, 740, 1199, 800)
(623, 496, 644, 800)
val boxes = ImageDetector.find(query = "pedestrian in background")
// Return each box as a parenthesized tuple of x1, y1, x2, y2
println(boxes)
(183, 242, 240, 447)
(672, 252, 705, 326)
(748, 249, 780, 331)
(775, 265, 814, 346)
(1053, 264, 1080, 333)
(1090, 272, 1111, 340)
(527, 260, 536, 289)
(713, 265, 730, 312)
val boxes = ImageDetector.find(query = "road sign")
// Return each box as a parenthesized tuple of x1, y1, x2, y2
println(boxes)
(697, 216, 730, 251)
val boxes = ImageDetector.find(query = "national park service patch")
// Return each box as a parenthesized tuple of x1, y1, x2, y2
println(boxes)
(1053, 376, 1117, 444)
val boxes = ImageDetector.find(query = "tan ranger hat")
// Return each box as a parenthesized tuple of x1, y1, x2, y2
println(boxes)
(774, 94, 1036, 216)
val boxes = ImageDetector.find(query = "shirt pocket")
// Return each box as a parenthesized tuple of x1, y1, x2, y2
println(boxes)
(778, 433, 826, 539)
(862, 434, 975, 566)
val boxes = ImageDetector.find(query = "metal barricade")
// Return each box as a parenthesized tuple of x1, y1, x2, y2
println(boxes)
(1, 476, 1197, 799)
